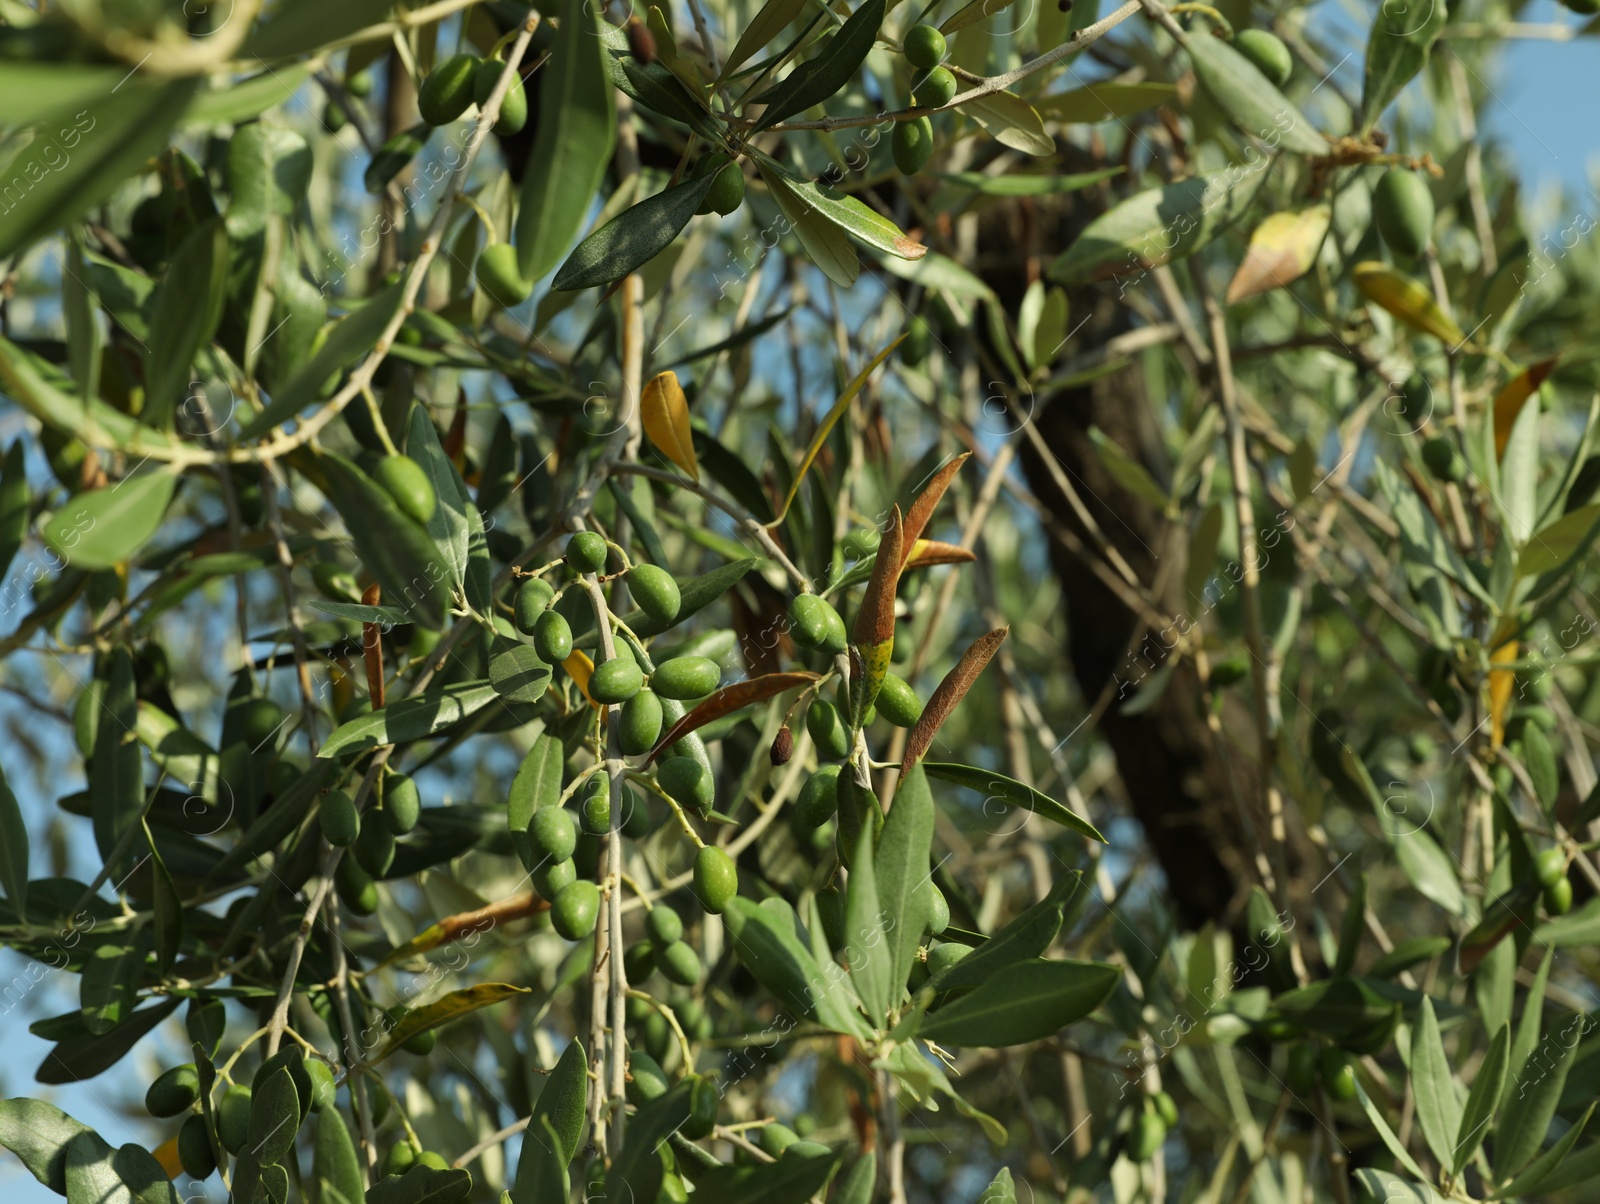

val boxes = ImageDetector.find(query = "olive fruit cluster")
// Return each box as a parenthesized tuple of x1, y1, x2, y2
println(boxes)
(417, 54, 528, 134)
(1286, 1041, 1358, 1102)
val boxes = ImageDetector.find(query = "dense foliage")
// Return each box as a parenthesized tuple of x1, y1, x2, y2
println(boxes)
(0, 0, 1598, 1202)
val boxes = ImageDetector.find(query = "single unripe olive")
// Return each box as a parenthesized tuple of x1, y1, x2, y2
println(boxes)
(365, 125, 428, 195)
(924, 883, 950, 935)
(237, 696, 286, 748)
(418, 53, 479, 126)
(659, 756, 715, 815)
(394, 1012, 437, 1055)
(534, 610, 574, 662)
(416, 1151, 450, 1170)
(320, 790, 360, 846)
(177, 1113, 216, 1179)
(1209, 655, 1248, 687)
(652, 655, 721, 700)
(565, 531, 609, 574)
(312, 561, 361, 603)
(1258, 1014, 1300, 1043)
(795, 765, 842, 828)
(473, 57, 528, 134)
(531, 805, 578, 863)
(627, 1050, 670, 1104)
(704, 161, 745, 217)
(373, 455, 437, 525)
(629, 564, 682, 625)
(573, 833, 602, 879)
(901, 316, 932, 367)
(552, 880, 601, 939)
(1152, 1091, 1179, 1129)
(621, 689, 665, 755)
(475, 242, 532, 309)
(1373, 169, 1435, 259)
(760, 1123, 800, 1157)
(623, 792, 652, 838)
(532, 857, 577, 900)
(624, 940, 657, 982)
(1545, 876, 1574, 915)
(875, 673, 923, 727)
(591, 654, 646, 704)
(580, 776, 611, 835)
(903, 23, 947, 70)
(647, 904, 684, 945)
(383, 772, 420, 836)
(306, 1059, 337, 1111)
(1536, 846, 1567, 888)
(659, 940, 703, 986)
(925, 941, 970, 978)
(354, 815, 396, 876)
(383, 1143, 417, 1177)
(893, 116, 935, 175)
(1320, 1048, 1356, 1100)
(1421, 435, 1465, 483)
(788, 594, 848, 654)
(1407, 732, 1435, 764)
(912, 65, 956, 108)
(693, 845, 738, 913)
(806, 699, 850, 761)
(1286, 1042, 1318, 1095)
(218, 1085, 252, 1154)
(1125, 1109, 1166, 1161)
(682, 1075, 720, 1139)
(1233, 29, 1292, 87)
(335, 855, 378, 915)
(514, 577, 555, 633)
(146, 1063, 200, 1117)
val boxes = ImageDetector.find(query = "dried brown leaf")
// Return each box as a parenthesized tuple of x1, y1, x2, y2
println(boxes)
(904, 539, 976, 569)
(901, 627, 1009, 773)
(648, 671, 821, 763)
(899, 453, 969, 570)
(853, 506, 904, 647)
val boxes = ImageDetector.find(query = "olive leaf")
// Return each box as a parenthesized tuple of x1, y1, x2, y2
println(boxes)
(642, 370, 700, 481)
(778, 336, 903, 523)
(648, 672, 820, 762)
(1185, 33, 1327, 157)
(318, 683, 502, 758)
(1225, 204, 1331, 303)
(901, 627, 1008, 772)
(1359, 0, 1449, 134)
(1033, 82, 1178, 123)
(42, 472, 177, 571)
(918, 958, 1119, 1047)
(553, 174, 718, 291)
(370, 984, 533, 1064)
(750, 0, 886, 131)
(1351, 261, 1465, 345)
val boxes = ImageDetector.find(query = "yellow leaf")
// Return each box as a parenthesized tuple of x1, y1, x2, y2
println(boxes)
(1488, 631, 1517, 750)
(1492, 359, 1557, 458)
(641, 370, 699, 481)
(564, 648, 596, 704)
(153, 1135, 183, 1180)
(776, 336, 902, 523)
(1226, 205, 1330, 304)
(1352, 261, 1466, 346)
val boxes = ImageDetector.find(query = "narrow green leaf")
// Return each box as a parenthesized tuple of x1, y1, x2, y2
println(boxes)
(751, 154, 926, 261)
(142, 218, 229, 427)
(777, 336, 901, 522)
(1350, 1169, 1446, 1204)
(1186, 33, 1327, 156)
(242, 0, 395, 59)
(553, 174, 717, 291)
(602, 1082, 693, 1204)
(1499, 1103, 1593, 1198)
(926, 872, 1081, 994)
(313, 1109, 364, 1204)
(1033, 83, 1179, 122)
(922, 762, 1105, 841)
(937, 168, 1124, 196)
(918, 958, 1118, 1047)
(1354, 1080, 1429, 1181)
(508, 734, 564, 870)
(962, 91, 1054, 157)
(527, 1039, 588, 1169)
(146, 831, 183, 975)
(0, 1098, 96, 1194)
(754, 158, 857, 287)
(371, 984, 532, 1064)
(1359, 0, 1448, 133)
(1453, 1024, 1508, 1175)
(1050, 168, 1266, 283)
(751, 0, 887, 131)
(1410, 997, 1462, 1169)
(845, 823, 893, 1025)
(1333, 872, 1366, 977)
(43, 473, 177, 571)
(1500, 390, 1541, 544)
(36, 999, 182, 1084)
(240, 283, 405, 438)
(365, 1166, 473, 1204)
(316, 450, 450, 624)
(1520, 503, 1600, 576)
(185, 64, 314, 125)
(90, 647, 142, 872)
(0, 79, 199, 261)
(318, 683, 501, 758)
(878, 763, 936, 1001)
(63, 236, 100, 406)
(508, 1117, 567, 1204)
(1496, 1010, 1582, 1178)
(689, 1145, 839, 1204)
(724, 897, 872, 1039)
(488, 642, 552, 706)
(719, 0, 809, 82)
(0, 337, 178, 457)
(832, 1152, 877, 1204)
(248, 1067, 302, 1166)
(516, 0, 617, 281)
(979, 1167, 1018, 1204)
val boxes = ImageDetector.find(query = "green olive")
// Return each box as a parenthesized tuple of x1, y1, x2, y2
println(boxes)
(383, 1143, 417, 1178)
(1320, 1048, 1356, 1101)
(620, 689, 665, 755)
(806, 699, 851, 761)
(627, 1050, 670, 1104)
(647, 905, 683, 945)
(319, 789, 360, 847)
(532, 857, 577, 900)
(1536, 846, 1567, 888)
(145, 1063, 200, 1118)
(514, 577, 555, 633)
(580, 775, 611, 835)
(893, 116, 935, 175)
(911, 65, 956, 108)
(659, 756, 715, 816)
(1544, 876, 1574, 915)
(373, 455, 437, 525)
(693, 845, 738, 913)
(530, 806, 578, 863)
(788, 595, 848, 654)
(590, 653, 645, 704)
(177, 1113, 217, 1179)
(629, 564, 682, 625)
(1373, 169, 1435, 259)
(475, 242, 532, 309)
(383, 772, 421, 836)
(795, 766, 842, 828)
(652, 655, 721, 700)
(565, 531, 609, 574)
(682, 1075, 720, 1139)
(1286, 1043, 1318, 1096)
(418, 53, 479, 126)
(903, 24, 947, 70)
(354, 815, 396, 876)
(1233, 29, 1293, 87)
(658, 940, 703, 986)
(552, 880, 601, 939)
(218, 1085, 252, 1154)
(874, 673, 923, 727)
(472, 57, 528, 134)
(534, 610, 574, 662)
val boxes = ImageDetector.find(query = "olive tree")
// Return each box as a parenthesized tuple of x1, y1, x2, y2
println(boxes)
(0, 0, 1597, 1202)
